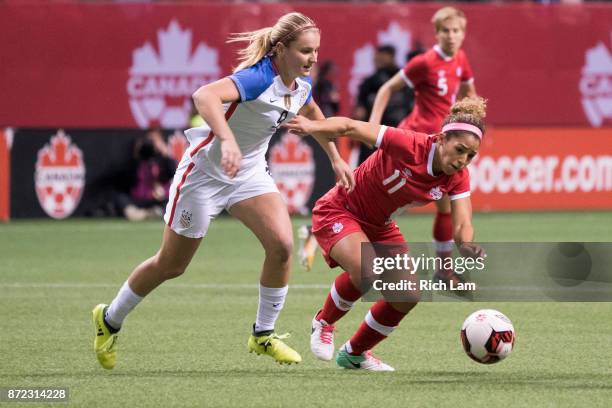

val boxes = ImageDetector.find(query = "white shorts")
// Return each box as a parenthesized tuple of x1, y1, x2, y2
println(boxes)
(164, 156, 279, 239)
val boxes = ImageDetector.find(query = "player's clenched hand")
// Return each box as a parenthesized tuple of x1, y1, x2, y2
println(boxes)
(458, 243, 487, 259)
(284, 115, 313, 137)
(220, 138, 242, 178)
(332, 158, 355, 193)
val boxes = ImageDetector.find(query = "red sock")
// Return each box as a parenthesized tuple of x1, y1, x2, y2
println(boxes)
(317, 271, 361, 324)
(433, 212, 453, 243)
(433, 212, 453, 256)
(348, 300, 408, 355)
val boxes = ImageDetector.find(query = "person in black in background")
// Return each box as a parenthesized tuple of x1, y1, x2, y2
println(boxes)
(354, 45, 423, 163)
(117, 128, 177, 221)
(312, 60, 341, 118)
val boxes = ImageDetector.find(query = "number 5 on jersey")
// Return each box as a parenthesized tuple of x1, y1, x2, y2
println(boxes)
(437, 70, 448, 96)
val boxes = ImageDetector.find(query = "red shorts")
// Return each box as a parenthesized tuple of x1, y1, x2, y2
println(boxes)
(312, 187, 406, 268)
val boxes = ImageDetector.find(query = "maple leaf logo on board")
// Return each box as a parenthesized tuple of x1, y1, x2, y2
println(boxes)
(127, 20, 221, 129)
(580, 37, 612, 127)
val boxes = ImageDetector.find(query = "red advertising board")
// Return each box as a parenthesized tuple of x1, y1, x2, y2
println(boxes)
(3, 126, 611, 219)
(385, 127, 612, 213)
(0, 129, 10, 221)
(1, 3, 611, 129)
(469, 128, 612, 211)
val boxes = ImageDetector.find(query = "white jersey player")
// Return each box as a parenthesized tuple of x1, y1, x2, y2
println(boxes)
(183, 56, 313, 183)
(92, 12, 354, 370)
(166, 55, 315, 237)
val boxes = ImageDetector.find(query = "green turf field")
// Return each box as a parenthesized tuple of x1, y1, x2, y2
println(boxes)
(1, 212, 611, 407)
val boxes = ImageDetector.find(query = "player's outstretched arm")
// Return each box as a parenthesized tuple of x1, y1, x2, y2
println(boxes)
(285, 116, 381, 147)
(369, 72, 406, 125)
(451, 197, 486, 258)
(299, 100, 355, 191)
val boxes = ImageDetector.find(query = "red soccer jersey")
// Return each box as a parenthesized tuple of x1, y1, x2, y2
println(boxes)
(332, 126, 470, 226)
(398, 46, 474, 134)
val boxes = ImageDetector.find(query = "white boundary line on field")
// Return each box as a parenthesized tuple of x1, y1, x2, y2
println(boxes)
(0, 282, 330, 289)
(0, 283, 610, 294)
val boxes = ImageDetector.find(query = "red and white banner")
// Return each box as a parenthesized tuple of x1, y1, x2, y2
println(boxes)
(269, 131, 316, 215)
(34, 130, 86, 219)
(0, 129, 11, 221)
(3, 127, 611, 219)
(1, 3, 612, 128)
(469, 128, 612, 211)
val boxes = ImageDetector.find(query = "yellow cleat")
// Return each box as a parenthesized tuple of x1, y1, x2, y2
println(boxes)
(92, 304, 118, 370)
(248, 332, 302, 365)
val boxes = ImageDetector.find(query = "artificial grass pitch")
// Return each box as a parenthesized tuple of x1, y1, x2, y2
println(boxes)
(1, 212, 611, 407)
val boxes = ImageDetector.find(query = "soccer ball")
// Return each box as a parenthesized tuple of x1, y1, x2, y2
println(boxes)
(460, 309, 515, 364)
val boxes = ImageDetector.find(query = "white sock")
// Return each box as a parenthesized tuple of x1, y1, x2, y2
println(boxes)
(254, 285, 288, 333)
(434, 239, 455, 254)
(105, 281, 144, 330)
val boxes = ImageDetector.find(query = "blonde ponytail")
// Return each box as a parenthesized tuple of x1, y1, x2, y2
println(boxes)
(228, 27, 274, 72)
(228, 12, 318, 72)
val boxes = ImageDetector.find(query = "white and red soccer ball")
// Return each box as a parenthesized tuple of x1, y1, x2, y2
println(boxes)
(461, 309, 516, 364)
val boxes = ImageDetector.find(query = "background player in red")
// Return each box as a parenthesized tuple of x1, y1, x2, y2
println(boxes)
(369, 7, 477, 283)
(285, 97, 486, 371)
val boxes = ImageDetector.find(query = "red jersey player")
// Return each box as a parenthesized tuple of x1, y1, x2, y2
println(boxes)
(370, 7, 477, 284)
(285, 97, 486, 371)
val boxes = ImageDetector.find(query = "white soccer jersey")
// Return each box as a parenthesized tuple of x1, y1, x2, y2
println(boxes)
(184, 56, 313, 183)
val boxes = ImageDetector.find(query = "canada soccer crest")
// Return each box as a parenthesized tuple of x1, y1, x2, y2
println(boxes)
(127, 20, 221, 129)
(34, 130, 86, 219)
(429, 186, 443, 200)
(580, 36, 612, 127)
(269, 132, 315, 215)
